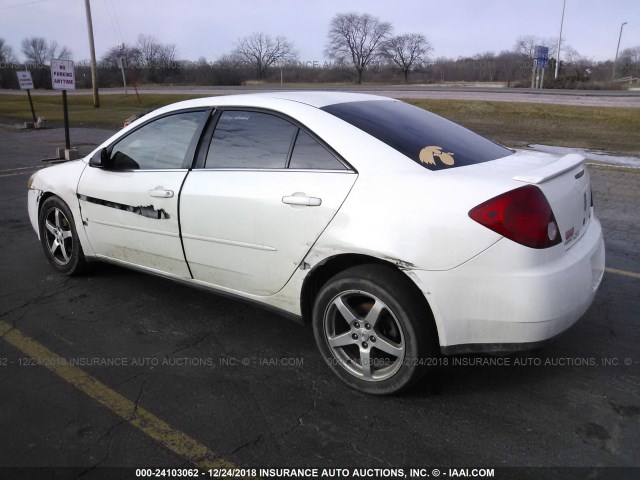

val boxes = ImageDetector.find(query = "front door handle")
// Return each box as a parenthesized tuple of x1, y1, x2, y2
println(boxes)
(149, 187, 174, 198)
(282, 194, 322, 206)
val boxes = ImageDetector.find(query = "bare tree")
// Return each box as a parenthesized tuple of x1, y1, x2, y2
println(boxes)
(325, 13, 392, 84)
(514, 35, 557, 59)
(561, 46, 581, 64)
(19, 37, 71, 88)
(159, 43, 177, 67)
(618, 46, 640, 78)
(137, 34, 161, 68)
(494, 50, 524, 86)
(21, 37, 71, 67)
(48, 40, 71, 60)
(211, 53, 250, 85)
(137, 34, 176, 68)
(0, 38, 17, 65)
(0, 38, 18, 88)
(196, 56, 208, 67)
(216, 53, 245, 69)
(380, 33, 432, 82)
(621, 46, 640, 65)
(101, 43, 142, 68)
(555, 46, 592, 79)
(234, 33, 297, 80)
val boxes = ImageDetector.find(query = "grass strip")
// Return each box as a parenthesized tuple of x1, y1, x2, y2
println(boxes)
(1, 93, 637, 155)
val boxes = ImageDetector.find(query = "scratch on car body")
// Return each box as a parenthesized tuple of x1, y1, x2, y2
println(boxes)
(77, 194, 169, 219)
(383, 256, 416, 270)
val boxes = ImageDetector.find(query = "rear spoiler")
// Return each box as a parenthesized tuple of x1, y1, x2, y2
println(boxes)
(513, 153, 586, 184)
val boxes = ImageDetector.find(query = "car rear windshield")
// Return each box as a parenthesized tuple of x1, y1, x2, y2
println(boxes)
(321, 100, 513, 171)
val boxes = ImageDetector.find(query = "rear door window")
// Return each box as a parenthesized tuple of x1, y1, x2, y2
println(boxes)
(205, 111, 297, 169)
(289, 130, 346, 170)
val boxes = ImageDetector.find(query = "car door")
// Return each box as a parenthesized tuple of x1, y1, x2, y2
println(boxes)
(77, 109, 208, 278)
(179, 109, 357, 296)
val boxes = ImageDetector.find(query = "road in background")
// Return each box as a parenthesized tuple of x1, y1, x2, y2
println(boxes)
(2, 85, 640, 108)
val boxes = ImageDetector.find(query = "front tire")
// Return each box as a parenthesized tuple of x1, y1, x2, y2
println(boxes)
(312, 264, 438, 394)
(38, 196, 87, 275)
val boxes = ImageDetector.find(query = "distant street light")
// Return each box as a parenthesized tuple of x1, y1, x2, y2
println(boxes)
(612, 21, 628, 81)
(555, 0, 566, 80)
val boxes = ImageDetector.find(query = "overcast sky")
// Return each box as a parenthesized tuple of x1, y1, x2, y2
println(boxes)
(1, 0, 639, 63)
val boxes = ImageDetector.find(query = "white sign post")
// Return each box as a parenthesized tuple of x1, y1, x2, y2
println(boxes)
(16, 71, 37, 123)
(118, 56, 128, 94)
(531, 46, 549, 89)
(50, 59, 76, 152)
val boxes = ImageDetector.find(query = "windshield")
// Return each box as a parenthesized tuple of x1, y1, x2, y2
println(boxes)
(321, 100, 513, 171)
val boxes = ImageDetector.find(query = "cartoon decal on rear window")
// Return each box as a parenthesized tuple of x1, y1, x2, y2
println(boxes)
(419, 146, 455, 166)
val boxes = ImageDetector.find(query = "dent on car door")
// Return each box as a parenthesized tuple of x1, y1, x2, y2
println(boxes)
(77, 110, 208, 277)
(180, 109, 357, 296)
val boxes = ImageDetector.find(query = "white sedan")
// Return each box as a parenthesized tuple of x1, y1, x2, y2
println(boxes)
(27, 92, 605, 394)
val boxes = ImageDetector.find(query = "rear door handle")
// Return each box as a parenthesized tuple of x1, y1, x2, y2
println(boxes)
(282, 195, 322, 206)
(148, 187, 174, 198)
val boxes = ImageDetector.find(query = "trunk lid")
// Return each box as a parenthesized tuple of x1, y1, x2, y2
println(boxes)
(512, 153, 592, 250)
(453, 149, 593, 251)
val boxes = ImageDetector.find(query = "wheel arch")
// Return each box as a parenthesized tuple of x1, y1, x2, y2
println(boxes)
(37, 190, 95, 258)
(32, 191, 58, 240)
(300, 253, 439, 344)
(38, 191, 57, 212)
(37, 193, 89, 275)
(37, 191, 78, 228)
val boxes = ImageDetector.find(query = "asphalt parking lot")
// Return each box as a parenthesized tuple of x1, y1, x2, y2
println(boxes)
(0, 126, 638, 479)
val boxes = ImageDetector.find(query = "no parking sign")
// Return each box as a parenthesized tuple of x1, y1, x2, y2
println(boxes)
(50, 58, 75, 151)
(17, 71, 34, 90)
(51, 59, 76, 90)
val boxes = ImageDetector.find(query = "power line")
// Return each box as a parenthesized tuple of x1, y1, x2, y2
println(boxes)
(103, 0, 124, 44)
(109, 0, 125, 42)
(102, 0, 121, 43)
(0, 0, 53, 10)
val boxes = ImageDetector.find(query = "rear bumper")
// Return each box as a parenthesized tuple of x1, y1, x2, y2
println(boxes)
(411, 215, 605, 354)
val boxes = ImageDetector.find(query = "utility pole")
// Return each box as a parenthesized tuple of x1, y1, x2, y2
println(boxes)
(84, 0, 100, 107)
(613, 22, 628, 81)
(554, 0, 566, 79)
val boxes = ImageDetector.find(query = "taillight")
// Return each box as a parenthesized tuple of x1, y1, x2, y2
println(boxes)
(469, 185, 561, 249)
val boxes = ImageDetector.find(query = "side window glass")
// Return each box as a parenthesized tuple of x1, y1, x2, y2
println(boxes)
(109, 111, 204, 170)
(289, 130, 346, 170)
(206, 111, 297, 169)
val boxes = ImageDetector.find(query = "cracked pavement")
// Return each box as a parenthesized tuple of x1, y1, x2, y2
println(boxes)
(0, 127, 638, 475)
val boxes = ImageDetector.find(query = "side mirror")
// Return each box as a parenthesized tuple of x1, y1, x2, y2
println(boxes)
(89, 147, 111, 168)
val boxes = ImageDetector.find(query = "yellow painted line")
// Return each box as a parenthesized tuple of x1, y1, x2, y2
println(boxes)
(0, 169, 41, 178)
(0, 166, 42, 172)
(0, 321, 234, 469)
(605, 267, 640, 280)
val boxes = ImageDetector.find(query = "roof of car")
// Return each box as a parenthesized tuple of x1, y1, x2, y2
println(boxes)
(248, 91, 394, 108)
(157, 91, 395, 113)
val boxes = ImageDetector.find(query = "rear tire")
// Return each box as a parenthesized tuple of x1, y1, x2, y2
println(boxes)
(312, 264, 438, 394)
(38, 196, 88, 276)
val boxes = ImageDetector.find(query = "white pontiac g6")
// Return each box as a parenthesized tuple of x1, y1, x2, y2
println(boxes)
(27, 93, 605, 394)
